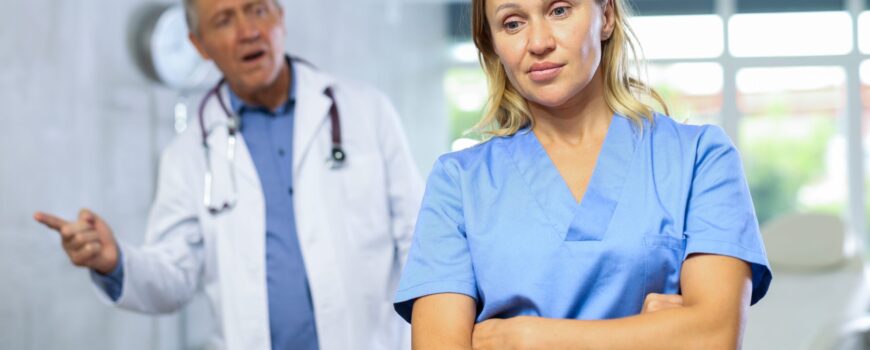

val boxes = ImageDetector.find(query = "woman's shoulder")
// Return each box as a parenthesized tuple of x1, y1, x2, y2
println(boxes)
(647, 113, 736, 152)
(644, 113, 741, 174)
(431, 133, 520, 180)
(434, 137, 495, 173)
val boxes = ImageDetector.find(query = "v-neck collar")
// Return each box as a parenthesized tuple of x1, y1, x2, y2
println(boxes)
(507, 114, 642, 242)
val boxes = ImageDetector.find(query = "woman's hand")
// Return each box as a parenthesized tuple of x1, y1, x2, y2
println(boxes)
(472, 316, 541, 350)
(641, 293, 684, 314)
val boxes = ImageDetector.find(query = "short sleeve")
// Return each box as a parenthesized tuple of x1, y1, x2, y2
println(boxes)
(684, 126, 772, 305)
(393, 157, 478, 323)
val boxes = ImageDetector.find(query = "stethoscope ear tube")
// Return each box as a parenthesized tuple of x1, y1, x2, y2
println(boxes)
(197, 79, 225, 141)
(198, 57, 347, 214)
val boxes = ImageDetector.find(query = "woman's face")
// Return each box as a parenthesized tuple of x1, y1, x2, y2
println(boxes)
(485, 0, 613, 109)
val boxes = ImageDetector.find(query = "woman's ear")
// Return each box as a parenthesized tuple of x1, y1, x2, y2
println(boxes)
(600, 0, 616, 41)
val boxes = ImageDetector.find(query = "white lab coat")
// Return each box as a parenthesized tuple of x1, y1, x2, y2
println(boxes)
(92, 63, 423, 350)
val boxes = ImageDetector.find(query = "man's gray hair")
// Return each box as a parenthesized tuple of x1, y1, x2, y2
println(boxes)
(182, 0, 282, 36)
(182, 0, 200, 35)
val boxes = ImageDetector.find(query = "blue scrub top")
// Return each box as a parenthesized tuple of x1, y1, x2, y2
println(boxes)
(394, 114, 772, 323)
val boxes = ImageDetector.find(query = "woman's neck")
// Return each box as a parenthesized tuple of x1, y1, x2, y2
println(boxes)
(529, 71, 612, 146)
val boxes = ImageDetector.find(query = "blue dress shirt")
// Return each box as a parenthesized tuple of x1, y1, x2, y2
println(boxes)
(94, 62, 319, 350)
(228, 63, 319, 350)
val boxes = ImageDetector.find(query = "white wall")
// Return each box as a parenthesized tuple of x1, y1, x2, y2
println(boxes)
(282, 0, 450, 173)
(0, 0, 449, 349)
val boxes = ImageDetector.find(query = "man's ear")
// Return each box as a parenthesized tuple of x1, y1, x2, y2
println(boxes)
(189, 32, 211, 60)
(601, 0, 616, 41)
(277, 2, 286, 32)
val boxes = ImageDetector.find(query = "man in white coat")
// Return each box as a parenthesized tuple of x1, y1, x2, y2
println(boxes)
(33, 0, 423, 349)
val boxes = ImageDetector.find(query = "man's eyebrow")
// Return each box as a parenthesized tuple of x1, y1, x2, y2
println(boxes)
(209, 8, 233, 22)
(243, 0, 266, 10)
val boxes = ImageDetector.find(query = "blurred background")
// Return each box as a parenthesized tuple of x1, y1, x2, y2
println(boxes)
(1, 0, 870, 349)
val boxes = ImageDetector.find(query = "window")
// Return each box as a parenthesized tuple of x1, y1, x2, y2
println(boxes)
(630, 0, 714, 16)
(646, 63, 723, 125)
(737, 66, 847, 224)
(447, 3, 471, 42)
(736, 0, 845, 13)
(728, 12, 853, 57)
(859, 11, 870, 54)
(861, 60, 870, 243)
(444, 66, 487, 151)
(449, 42, 478, 64)
(630, 15, 724, 59)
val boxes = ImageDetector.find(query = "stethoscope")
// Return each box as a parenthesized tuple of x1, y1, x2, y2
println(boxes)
(198, 57, 345, 214)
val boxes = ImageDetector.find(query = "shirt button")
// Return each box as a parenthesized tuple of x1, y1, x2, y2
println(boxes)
(288, 187, 293, 195)
(278, 148, 286, 157)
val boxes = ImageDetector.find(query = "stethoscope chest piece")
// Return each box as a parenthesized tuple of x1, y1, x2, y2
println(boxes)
(226, 114, 241, 134)
(330, 146, 346, 169)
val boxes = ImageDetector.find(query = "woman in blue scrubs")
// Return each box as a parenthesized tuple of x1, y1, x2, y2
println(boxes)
(395, 0, 772, 348)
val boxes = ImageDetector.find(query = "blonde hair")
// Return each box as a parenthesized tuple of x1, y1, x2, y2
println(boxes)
(471, 0, 669, 136)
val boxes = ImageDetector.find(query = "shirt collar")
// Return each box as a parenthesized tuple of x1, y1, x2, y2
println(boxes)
(227, 56, 297, 116)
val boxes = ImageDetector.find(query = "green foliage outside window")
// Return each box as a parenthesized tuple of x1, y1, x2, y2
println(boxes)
(742, 115, 836, 224)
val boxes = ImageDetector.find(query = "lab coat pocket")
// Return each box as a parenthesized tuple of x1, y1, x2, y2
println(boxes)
(340, 153, 390, 240)
(642, 234, 686, 295)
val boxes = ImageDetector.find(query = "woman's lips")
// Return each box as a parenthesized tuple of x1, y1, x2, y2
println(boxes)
(528, 63, 564, 82)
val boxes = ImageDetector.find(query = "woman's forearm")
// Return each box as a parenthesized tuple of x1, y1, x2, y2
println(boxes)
(412, 293, 478, 350)
(519, 302, 744, 350)
(471, 255, 754, 350)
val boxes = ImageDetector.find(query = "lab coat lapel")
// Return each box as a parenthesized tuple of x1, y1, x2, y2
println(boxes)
(204, 85, 260, 189)
(201, 86, 270, 349)
(288, 64, 350, 349)
(292, 63, 333, 177)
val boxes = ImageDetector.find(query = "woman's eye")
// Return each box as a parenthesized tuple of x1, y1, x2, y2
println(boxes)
(551, 6, 569, 16)
(503, 18, 524, 31)
(254, 5, 267, 16)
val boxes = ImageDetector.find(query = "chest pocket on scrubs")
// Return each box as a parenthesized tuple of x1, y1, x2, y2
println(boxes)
(642, 232, 686, 295)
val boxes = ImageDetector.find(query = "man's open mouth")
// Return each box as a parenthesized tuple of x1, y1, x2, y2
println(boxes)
(242, 50, 266, 62)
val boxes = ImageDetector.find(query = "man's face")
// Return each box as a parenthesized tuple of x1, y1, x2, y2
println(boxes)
(189, 0, 286, 93)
